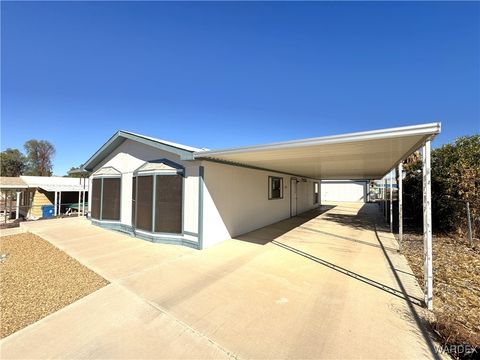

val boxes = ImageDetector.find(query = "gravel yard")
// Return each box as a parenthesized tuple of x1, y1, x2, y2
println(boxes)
(402, 233, 480, 352)
(0, 232, 109, 338)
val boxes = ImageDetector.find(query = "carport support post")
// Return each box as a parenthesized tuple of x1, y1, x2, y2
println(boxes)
(384, 178, 388, 220)
(423, 140, 433, 310)
(78, 191, 81, 216)
(16, 191, 21, 219)
(398, 163, 403, 251)
(58, 191, 62, 216)
(390, 170, 393, 232)
(82, 190, 85, 216)
(54, 191, 58, 216)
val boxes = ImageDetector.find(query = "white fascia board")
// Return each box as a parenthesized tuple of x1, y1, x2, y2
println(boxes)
(0, 185, 29, 189)
(194, 123, 441, 158)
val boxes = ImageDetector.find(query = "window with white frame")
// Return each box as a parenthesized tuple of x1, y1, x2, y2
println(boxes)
(268, 176, 283, 200)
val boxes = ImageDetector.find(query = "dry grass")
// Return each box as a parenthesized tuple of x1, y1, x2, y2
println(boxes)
(402, 233, 480, 348)
(0, 232, 109, 338)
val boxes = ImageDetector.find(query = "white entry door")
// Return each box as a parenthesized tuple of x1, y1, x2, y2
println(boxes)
(290, 178, 298, 217)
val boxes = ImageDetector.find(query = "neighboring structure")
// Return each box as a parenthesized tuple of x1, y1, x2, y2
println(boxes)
(0, 176, 88, 220)
(321, 180, 368, 202)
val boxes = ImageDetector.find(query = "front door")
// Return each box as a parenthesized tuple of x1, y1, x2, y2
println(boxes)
(290, 178, 298, 217)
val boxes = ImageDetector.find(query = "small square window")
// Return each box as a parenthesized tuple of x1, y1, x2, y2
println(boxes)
(268, 176, 283, 200)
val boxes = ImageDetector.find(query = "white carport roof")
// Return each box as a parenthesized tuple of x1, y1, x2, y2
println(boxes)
(20, 176, 88, 192)
(194, 123, 441, 180)
(37, 184, 86, 192)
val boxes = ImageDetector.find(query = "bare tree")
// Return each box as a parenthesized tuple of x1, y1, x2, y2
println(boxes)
(24, 140, 55, 176)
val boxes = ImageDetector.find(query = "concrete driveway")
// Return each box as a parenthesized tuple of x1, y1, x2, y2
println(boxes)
(0, 203, 441, 359)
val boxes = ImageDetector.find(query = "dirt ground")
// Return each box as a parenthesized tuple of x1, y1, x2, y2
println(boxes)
(402, 233, 480, 351)
(0, 232, 108, 338)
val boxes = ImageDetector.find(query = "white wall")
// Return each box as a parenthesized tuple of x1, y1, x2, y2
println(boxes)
(201, 161, 320, 248)
(321, 180, 367, 202)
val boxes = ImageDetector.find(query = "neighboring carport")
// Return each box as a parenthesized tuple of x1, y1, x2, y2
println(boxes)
(195, 122, 441, 310)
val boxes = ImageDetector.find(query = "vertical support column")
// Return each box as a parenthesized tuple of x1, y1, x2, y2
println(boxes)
(9, 190, 12, 220)
(398, 163, 403, 251)
(384, 178, 388, 220)
(54, 191, 58, 216)
(390, 170, 393, 232)
(16, 191, 21, 219)
(82, 190, 86, 216)
(78, 191, 81, 216)
(198, 166, 204, 250)
(58, 191, 62, 216)
(423, 140, 433, 310)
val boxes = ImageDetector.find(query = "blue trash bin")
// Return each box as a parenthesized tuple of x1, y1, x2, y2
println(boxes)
(41, 205, 55, 218)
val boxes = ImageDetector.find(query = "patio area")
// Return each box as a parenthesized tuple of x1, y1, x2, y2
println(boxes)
(0, 203, 442, 359)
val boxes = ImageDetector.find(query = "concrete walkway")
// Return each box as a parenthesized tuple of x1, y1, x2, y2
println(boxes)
(0, 203, 441, 359)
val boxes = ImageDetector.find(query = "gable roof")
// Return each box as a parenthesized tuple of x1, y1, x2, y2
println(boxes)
(83, 130, 205, 171)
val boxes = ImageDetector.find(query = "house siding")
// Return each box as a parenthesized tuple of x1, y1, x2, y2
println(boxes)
(87, 138, 320, 250)
(201, 161, 320, 249)
(29, 189, 54, 218)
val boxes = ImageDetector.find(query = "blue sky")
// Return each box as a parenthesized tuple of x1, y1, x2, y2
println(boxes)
(1, 1, 479, 175)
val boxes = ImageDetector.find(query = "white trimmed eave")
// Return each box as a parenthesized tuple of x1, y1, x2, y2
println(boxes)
(194, 123, 441, 180)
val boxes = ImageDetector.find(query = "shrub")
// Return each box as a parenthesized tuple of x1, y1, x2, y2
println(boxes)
(403, 135, 480, 236)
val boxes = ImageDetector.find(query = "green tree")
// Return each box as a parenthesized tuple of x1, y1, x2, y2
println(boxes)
(66, 165, 86, 178)
(24, 140, 55, 176)
(403, 135, 480, 235)
(0, 148, 26, 176)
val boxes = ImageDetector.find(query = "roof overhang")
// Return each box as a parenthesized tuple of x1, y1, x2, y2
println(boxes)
(0, 177, 28, 190)
(194, 123, 441, 180)
(39, 185, 87, 192)
(0, 185, 29, 190)
(83, 130, 201, 172)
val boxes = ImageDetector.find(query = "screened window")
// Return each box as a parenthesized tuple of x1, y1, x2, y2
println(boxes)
(91, 178, 102, 219)
(136, 175, 153, 232)
(155, 175, 182, 233)
(102, 178, 121, 220)
(91, 177, 121, 221)
(314, 182, 319, 204)
(132, 174, 183, 234)
(268, 176, 283, 200)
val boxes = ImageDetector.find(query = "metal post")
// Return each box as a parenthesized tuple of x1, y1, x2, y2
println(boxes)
(78, 191, 81, 217)
(3, 191, 7, 224)
(58, 191, 62, 216)
(390, 170, 393, 232)
(398, 163, 403, 251)
(466, 201, 473, 248)
(423, 140, 433, 310)
(9, 191, 12, 221)
(54, 191, 58, 216)
(384, 178, 388, 220)
(16, 191, 21, 219)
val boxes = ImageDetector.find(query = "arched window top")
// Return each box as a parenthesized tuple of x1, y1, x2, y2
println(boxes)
(93, 166, 121, 177)
(134, 159, 184, 176)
